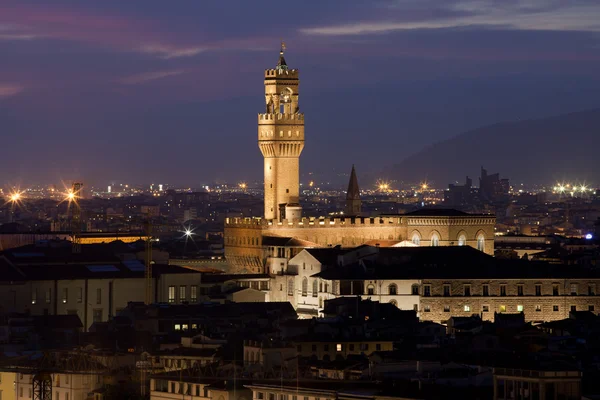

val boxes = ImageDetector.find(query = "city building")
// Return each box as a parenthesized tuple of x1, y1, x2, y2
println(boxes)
(313, 245, 600, 324)
(0, 242, 202, 330)
(479, 167, 510, 203)
(224, 48, 496, 274)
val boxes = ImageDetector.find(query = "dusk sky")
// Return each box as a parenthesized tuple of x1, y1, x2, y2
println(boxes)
(2, 0, 600, 187)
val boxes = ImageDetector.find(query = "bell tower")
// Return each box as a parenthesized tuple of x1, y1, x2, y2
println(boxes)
(258, 43, 305, 221)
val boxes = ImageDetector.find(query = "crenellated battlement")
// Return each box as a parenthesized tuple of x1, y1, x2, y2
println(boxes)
(258, 113, 304, 123)
(225, 214, 496, 229)
(265, 69, 299, 79)
(225, 216, 404, 229)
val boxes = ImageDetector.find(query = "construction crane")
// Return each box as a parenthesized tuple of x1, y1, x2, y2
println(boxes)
(68, 182, 83, 254)
(145, 211, 153, 305)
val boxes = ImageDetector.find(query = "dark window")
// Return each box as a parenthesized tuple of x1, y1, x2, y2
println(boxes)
(444, 306, 450, 312)
(464, 285, 471, 296)
(412, 285, 419, 295)
(553, 305, 559, 312)
(311, 344, 316, 352)
(482, 305, 489, 312)
(589, 305, 595, 312)
(323, 344, 329, 352)
(443, 285, 450, 297)
(535, 285, 542, 296)
(571, 305, 576, 312)
(389, 284, 397, 295)
(500, 285, 507, 296)
(376, 344, 381, 351)
(517, 285, 524, 296)
(553, 285, 559, 296)
(423, 285, 431, 297)
(482, 285, 489, 296)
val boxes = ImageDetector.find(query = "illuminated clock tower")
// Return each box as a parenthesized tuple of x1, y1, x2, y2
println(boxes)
(258, 43, 305, 221)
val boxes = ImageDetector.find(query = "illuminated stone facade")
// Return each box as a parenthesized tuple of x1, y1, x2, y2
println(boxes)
(224, 48, 496, 274)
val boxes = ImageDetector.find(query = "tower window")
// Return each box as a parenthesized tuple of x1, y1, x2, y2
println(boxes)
(288, 131, 292, 137)
(286, 189, 289, 193)
(279, 131, 283, 138)
(270, 184, 272, 188)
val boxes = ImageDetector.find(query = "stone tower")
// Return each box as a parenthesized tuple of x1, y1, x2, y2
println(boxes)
(258, 43, 305, 221)
(345, 164, 362, 216)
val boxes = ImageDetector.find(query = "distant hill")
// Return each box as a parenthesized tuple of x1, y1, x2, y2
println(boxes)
(385, 108, 600, 186)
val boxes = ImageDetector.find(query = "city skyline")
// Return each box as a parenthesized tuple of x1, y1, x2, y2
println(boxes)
(1, 1, 600, 186)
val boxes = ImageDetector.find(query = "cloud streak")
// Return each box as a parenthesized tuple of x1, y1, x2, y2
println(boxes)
(138, 44, 206, 59)
(119, 69, 186, 85)
(0, 84, 24, 97)
(300, 2, 600, 35)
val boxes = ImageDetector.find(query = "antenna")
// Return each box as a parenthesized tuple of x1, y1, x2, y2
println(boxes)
(145, 211, 153, 305)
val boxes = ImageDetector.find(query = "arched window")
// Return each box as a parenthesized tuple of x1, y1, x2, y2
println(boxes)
(287, 278, 294, 296)
(312, 280, 318, 297)
(458, 234, 466, 246)
(302, 277, 308, 296)
(477, 234, 485, 252)
(412, 232, 421, 246)
(367, 284, 375, 295)
(389, 300, 398, 307)
(318, 297, 323, 308)
(389, 284, 398, 295)
(431, 233, 440, 247)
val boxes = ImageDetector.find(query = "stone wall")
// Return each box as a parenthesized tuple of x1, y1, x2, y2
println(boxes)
(420, 278, 600, 323)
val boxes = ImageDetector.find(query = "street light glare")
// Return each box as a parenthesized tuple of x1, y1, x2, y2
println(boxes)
(185, 230, 192, 237)
(10, 192, 21, 202)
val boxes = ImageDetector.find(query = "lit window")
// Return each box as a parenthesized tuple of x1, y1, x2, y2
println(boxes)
(431, 233, 440, 247)
(458, 234, 466, 246)
(482, 305, 489, 312)
(464, 305, 470, 312)
(444, 306, 450, 312)
(517, 305, 523, 312)
(499, 305, 506, 313)
(174, 324, 181, 331)
(477, 234, 485, 251)
(179, 285, 186, 302)
(535, 305, 542, 312)
(190, 286, 197, 303)
(301, 278, 308, 296)
(168, 286, 176, 303)
(424, 306, 431, 312)
(411, 233, 421, 246)
(336, 344, 342, 352)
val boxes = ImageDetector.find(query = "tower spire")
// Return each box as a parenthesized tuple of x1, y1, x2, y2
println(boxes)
(277, 41, 288, 70)
(345, 165, 362, 216)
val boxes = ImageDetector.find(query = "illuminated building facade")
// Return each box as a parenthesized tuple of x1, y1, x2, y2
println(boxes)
(224, 47, 496, 274)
